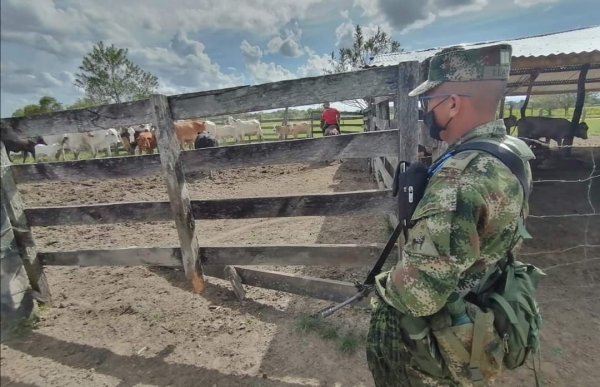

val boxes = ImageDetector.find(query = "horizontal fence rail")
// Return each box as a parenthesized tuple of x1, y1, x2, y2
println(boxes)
(1, 65, 400, 140)
(38, 244, 396, 268)
(11, 130, 400, 183)
(203, 266, 371, 305)
(25, 189, 395, 226)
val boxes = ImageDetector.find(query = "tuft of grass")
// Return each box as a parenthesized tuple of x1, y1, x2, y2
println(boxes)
(294, 313, 322, 334)
(337, 334, 360, 355)
(319, 326, 339, 340)
(1, 315, 39, 341)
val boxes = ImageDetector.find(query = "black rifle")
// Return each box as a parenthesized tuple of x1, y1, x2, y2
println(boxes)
(313, 220, 405, 318)
(313, 161, 416, 319)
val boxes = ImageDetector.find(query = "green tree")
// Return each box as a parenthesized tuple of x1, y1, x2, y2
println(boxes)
(74, 41, 159, 104)
(12, 96, 63, 117)
(324, 25, 402, 110)
(68, 98, 102, 110)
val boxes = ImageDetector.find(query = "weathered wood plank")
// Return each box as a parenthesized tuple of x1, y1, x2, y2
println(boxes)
(25, 189, 395, 227)
(374, 158, 394, 189)
(151, 94, 204, 293)
(396, 62, 420, 163)
(396, 61, 420, 256)
(203, 266, 371, 306)
(38, 247, 182, 267)
(225, 266, 246, 301)
(10, 153, 162, 183)
(0, 100, 152, 141)
(37, 244, 398, 268)
(1, 144, 52, 304)
(1, 201, 36, 322)
(11, 130, 400, 183)
(169, 66, 399, 120)
(374, 117, 389, 131)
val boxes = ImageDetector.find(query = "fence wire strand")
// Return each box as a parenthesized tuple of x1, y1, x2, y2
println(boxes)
(524, 142, 598, 291)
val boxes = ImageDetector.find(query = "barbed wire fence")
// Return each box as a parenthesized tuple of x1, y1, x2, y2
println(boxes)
(519, 141, 599, 301)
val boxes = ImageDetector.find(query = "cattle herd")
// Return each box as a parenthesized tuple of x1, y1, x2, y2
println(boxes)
(2, 116, 323, 163)
(2, 114, 590, 164)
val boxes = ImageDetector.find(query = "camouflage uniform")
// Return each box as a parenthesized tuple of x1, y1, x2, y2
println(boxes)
(366, 44, 535, 387)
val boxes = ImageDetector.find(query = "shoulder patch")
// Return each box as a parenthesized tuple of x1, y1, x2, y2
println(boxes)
(439, 150, 480, 172)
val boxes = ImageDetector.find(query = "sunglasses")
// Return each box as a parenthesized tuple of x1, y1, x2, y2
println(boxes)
(418, 93, 472, 111)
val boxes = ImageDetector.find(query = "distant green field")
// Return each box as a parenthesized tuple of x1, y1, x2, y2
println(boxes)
(502, 106, 600, 119)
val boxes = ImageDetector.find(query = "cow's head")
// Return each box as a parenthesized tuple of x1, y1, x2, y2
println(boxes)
(34, 136, 47, 145)
(106, 128, 122, 143)
(576, 122, 589, 140)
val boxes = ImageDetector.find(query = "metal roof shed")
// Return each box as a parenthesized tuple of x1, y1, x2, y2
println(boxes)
(366, 26, 600, 97)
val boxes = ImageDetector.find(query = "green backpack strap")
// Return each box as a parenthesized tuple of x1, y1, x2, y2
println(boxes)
(469, 311, 489, 387)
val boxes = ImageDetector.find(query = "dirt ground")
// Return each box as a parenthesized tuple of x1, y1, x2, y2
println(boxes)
(1, 138, 599, 387)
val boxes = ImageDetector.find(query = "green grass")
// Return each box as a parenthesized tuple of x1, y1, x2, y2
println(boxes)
(293, 313, 366, 356)
(336, 334, 360, 355)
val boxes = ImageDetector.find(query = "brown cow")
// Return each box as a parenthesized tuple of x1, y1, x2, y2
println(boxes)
(136, 131, 157, 154)
(174, 120, 207, 150)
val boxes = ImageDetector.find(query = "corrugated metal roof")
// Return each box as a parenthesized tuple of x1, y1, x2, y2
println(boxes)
(366, 26, 600, 96)
(368, 26, 600, 67)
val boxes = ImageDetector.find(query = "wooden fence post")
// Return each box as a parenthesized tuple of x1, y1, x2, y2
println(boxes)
(150, 94, 205, 293)
(1, 143, 52, 304)
(396, 61, 420, 255)
(1, 200, 36, 324)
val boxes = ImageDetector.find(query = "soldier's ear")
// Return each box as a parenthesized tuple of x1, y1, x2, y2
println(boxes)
(448, 94, 462, 118)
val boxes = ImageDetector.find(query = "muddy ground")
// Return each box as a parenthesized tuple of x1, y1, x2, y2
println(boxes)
(1, 140, 599, 387)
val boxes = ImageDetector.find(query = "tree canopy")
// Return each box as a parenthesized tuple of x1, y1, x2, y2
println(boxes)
(12, 96, 63, 117)
(324, 25, 402, 110)
(74, 41, 159, 104)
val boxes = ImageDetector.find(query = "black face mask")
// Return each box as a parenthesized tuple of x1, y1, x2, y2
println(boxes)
(423, 97, 452, 141)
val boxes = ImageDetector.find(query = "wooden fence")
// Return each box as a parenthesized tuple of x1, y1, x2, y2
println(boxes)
(0, 62, 421, 320)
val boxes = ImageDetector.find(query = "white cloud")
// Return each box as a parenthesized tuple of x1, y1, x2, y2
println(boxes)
(335, 20, 355, 48)
(245, 61, 295, 84)
(340, 10, 350, 19)
(297, 53, 335, 78)
(353, 0, 490, 32)
(514, 0, 559, 7)
(266, 22, 305, 57)
(240, 40, 264, 64)
(130, 31, 244, 92)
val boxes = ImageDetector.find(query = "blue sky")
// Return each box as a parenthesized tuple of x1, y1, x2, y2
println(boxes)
(1, 0, 598, 116)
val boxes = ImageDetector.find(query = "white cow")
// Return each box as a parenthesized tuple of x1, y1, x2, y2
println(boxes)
(205, 124, 242, 145)
(66, 128, 122, 159)
(34, 142, 68, 162)
(42, 133, 69, 160)
(289, 121, 312, 139)
(225, 116, 264, 142)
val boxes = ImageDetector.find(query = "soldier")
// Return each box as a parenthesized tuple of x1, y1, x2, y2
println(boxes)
(366, 44, 537, 386)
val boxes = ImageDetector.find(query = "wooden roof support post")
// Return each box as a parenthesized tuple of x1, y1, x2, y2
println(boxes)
(395, 61, 420, 256)
(564, 63, 590, 158)
(520, 71, 539, 119)
(1, 200, 37, 323)
(151, 94, 205, 293)
(1, 144, 52, 305)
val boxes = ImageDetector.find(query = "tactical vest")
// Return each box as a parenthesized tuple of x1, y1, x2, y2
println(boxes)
(375, 135, 545, 387)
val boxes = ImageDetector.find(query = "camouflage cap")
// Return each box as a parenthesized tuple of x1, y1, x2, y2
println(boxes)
(408, 43, 512, 97)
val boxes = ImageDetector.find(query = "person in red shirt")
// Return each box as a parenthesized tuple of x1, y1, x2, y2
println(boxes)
(320, 102, 340, 134)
